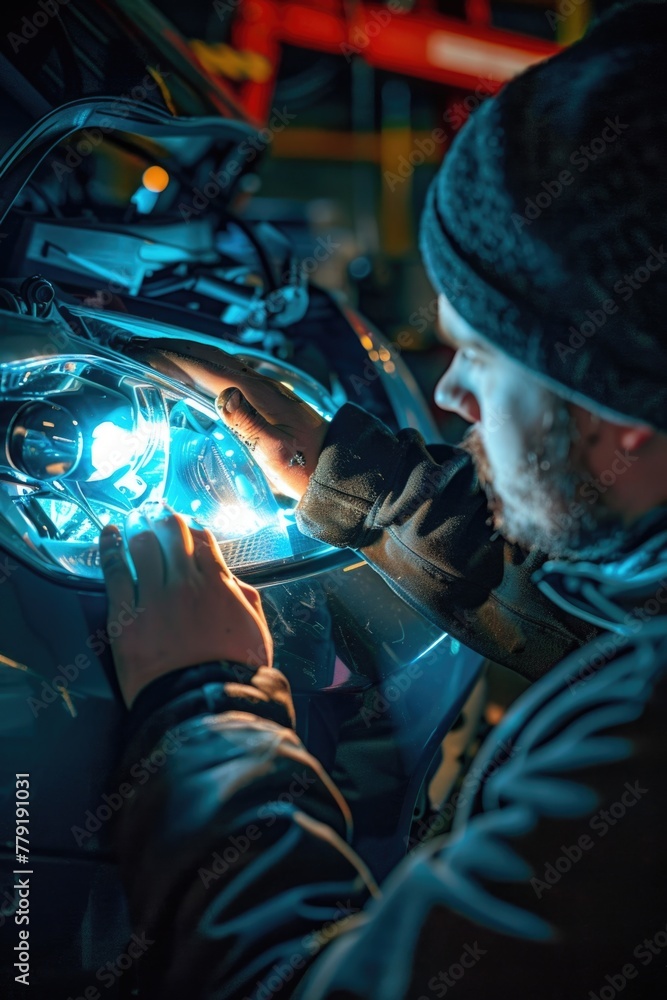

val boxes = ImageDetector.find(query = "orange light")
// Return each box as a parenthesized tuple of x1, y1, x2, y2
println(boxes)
(142, 165, 170, 193)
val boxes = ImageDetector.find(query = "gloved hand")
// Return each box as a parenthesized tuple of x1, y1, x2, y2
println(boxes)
(99, 510, 273, 708)
(127, 339, 327, 500)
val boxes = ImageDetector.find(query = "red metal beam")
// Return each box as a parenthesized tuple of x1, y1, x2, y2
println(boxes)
(233, 1, 560, 122)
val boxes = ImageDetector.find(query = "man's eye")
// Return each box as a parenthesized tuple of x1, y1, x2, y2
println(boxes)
(460, 347, 482, 363)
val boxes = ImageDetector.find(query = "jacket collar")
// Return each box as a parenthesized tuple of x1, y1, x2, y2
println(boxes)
(532, 506, 667, 635)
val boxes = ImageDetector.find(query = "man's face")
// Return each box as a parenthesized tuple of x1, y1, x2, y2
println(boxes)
(434, 295, 621, 558)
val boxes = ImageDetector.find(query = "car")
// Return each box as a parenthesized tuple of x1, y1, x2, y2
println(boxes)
(0, 2, 483, 994)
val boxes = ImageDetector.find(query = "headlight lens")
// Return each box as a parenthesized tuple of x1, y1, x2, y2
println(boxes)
(6, 401, 84, 480)
(0, 355, 334, 581)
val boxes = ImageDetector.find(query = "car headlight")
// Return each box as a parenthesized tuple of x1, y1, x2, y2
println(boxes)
(0, 354, 334, 582)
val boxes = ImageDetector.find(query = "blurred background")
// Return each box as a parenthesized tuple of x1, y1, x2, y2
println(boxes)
(153, 0, 613, 436)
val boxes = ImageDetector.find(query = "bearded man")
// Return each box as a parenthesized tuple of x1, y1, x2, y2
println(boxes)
(100, 2, 667, 997)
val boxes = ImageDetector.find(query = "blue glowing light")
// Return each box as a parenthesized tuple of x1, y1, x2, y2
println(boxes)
(90, 420, 141, 480)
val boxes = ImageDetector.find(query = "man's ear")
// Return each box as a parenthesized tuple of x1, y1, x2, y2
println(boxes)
(572, 404, 654, 453)
(617, 424, 654, 452)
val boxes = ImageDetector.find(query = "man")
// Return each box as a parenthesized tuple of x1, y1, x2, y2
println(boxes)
(102, 2, 667, 997)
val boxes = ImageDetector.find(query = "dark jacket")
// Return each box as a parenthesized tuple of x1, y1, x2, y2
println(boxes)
(113, 403, 667, 999)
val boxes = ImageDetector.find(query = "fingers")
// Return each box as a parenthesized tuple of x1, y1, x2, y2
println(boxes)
(191, 527, 233, 581)
(216, 372, 308, 425)
(190, 526, 273, 663)
(150, 509, 196, 581)
(232, 581, 273, 666)
(99, 525, 134, 613)
(129, 339, 315, 437)
(235, 578, 264, 618)
(125, 511, 167, 603)
(138, 340, 245, 375)
(128, 342, 268, 401)
(159, 351, 239, 398)
(190, 526, 268, 623)
(191, 527, 264, 617)
(192, 528, 262, 614)
(216, 387, 283, 452)
(226, 571, 271, 655)
(127, 348, 200, 389)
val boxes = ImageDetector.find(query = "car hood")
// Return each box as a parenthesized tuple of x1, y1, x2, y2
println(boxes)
(0, 0, 259, 222)
(0, 96, 257, 225)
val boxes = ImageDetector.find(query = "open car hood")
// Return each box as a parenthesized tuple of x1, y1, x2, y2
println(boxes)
(0, 96, 257, 225)
(0, 0, 260, 223)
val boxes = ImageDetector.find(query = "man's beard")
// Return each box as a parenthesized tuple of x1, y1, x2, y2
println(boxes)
(460, 400, 624, 559)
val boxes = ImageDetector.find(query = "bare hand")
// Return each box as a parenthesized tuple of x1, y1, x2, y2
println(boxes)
(99, 510, 273, 708)
(127, 340, 327, 500)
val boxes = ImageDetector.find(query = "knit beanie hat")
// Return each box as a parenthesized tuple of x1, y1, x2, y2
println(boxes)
(419, 0, 667, 430)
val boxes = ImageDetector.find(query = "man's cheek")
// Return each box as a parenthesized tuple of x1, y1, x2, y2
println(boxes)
(469, 433, 503, 500)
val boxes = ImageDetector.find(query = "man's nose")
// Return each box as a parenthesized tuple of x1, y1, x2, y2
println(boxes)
(434, 361, 481, 424)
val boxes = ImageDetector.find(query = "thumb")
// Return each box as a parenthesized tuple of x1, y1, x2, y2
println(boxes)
(216, 387, 279, 450)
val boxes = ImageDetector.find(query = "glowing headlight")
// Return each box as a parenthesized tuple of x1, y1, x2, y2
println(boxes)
(0, 355, 334, 581)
